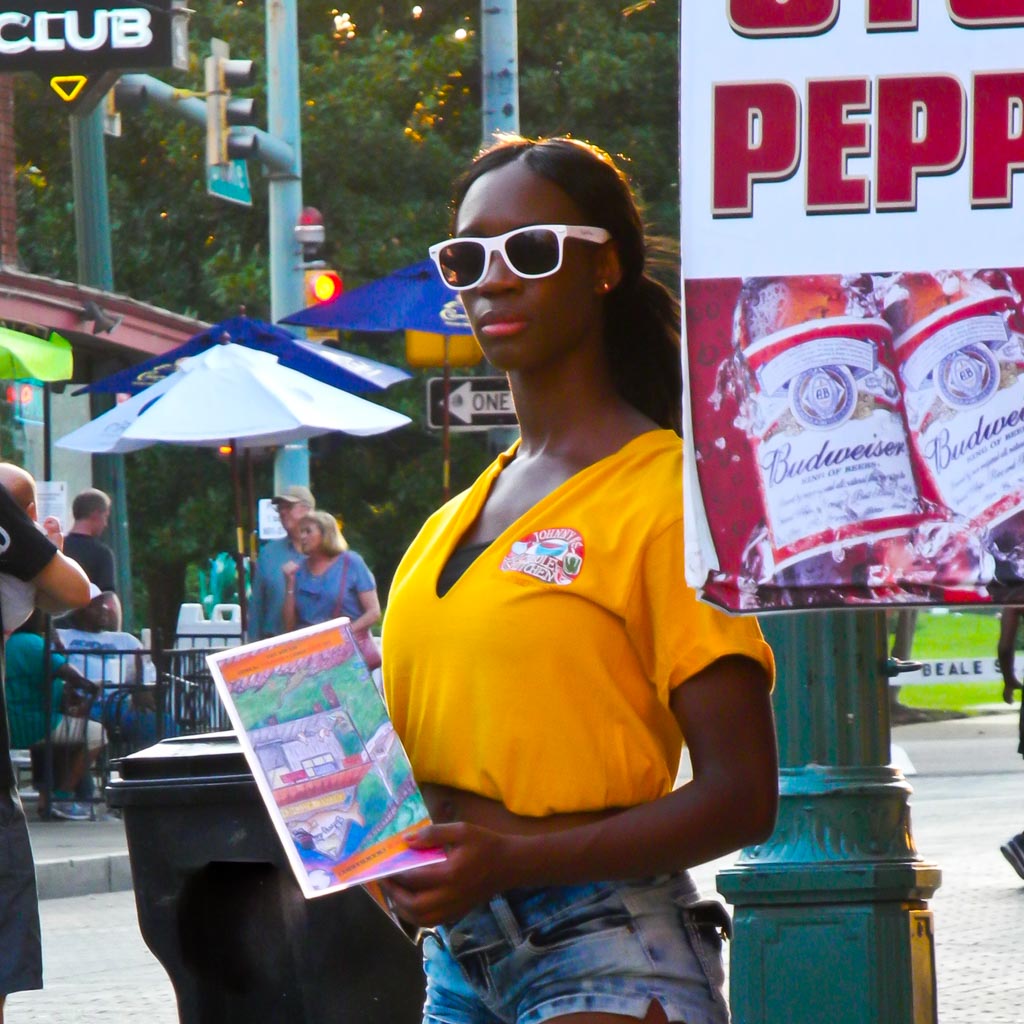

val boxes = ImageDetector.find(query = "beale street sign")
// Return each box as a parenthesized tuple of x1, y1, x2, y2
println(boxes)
(0, 2, 189, 112)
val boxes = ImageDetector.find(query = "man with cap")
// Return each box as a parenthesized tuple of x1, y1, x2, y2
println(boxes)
(248, 485, 315, 640)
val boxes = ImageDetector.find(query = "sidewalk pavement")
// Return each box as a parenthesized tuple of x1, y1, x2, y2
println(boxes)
(17, 710, 1024, 1023)
(27, 812, 133, 901)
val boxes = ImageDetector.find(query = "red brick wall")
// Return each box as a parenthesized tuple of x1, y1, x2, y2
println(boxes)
(0, 78, 16, 267)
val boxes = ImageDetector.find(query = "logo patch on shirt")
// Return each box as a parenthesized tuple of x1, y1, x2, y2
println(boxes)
(500, 528, 584, 585)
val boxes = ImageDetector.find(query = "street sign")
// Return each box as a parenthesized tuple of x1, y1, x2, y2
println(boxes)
(427, 376, 516, 431)
(0, 2, 190, 113)
(207, 159, 253, 207)
(36, 480, 67, 532)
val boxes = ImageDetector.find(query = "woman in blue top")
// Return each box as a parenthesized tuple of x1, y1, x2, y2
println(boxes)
(281, 510, 381, 636)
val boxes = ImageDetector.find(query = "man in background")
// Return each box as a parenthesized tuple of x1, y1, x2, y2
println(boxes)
(248, 485, 314, 640)
(56, 591, 149, 689)
(57, 591, 166, 756)
(62, 489, 115, 595)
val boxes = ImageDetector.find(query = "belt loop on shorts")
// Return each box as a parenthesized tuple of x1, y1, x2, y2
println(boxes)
(488, 894, 523, 946)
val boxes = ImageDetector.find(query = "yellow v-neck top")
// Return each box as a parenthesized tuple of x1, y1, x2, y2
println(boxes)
(382, 429, 774, 817)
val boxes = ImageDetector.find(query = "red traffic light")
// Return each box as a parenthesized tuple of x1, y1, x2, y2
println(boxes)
(305, 268, 343, 305)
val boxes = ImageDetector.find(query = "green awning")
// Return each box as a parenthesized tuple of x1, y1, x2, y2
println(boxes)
(0, 326, 73, 382)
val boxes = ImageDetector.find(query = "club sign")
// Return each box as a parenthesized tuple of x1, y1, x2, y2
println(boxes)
(0, 2, 189, 111)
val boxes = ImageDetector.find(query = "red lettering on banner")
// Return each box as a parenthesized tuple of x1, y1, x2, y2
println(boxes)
(806, 78, 872, 211)
(728, 0, 838, 37)
(866, 0, 919, 31)
(724, 1, 1024, 36)
(713, 82, 801, 216)
(947, 1, 1024, 27)
(972, 72, 1024, 206)
(875, 75, 965, 209)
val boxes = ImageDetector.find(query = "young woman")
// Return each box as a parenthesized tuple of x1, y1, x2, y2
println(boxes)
(379, 136, 778, 1024)
(282, 510, 381, 636)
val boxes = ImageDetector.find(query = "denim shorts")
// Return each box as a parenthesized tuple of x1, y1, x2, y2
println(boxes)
(422, 872, 731, 1024)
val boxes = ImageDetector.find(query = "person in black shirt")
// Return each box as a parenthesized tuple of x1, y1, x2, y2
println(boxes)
(62, 489, 115, 594)
(0, 487, 90, 1019)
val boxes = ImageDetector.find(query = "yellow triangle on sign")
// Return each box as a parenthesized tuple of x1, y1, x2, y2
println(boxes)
(50, 76, 88, 103)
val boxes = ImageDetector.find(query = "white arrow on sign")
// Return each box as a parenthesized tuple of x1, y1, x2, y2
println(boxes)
(447, 380, 475, 423)
(446, 380, 515, 423)
(427, 375, 516, 429)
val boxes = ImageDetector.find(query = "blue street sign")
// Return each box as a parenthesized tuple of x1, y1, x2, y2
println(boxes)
(207, 158, 252, 206)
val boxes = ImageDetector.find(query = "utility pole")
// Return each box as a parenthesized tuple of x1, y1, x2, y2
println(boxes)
(69, 107, 134, 628)
(265, 0, 310, 493)
(481, 1, 520, 139)
(480, 1, 521, 453)
(64, 1, 310, 623)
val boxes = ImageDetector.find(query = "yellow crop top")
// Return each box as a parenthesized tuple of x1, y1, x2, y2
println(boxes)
(382, 429, 774, 817)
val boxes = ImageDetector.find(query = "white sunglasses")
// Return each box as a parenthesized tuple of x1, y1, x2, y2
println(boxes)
(429, 223, 611, 291)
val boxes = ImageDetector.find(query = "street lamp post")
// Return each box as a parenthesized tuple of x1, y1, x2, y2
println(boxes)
(719, 610, 941, 1023)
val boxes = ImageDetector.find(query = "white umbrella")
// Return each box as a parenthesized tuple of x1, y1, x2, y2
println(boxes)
(56, 342, 410, 454)
(56, 343, 410, 634)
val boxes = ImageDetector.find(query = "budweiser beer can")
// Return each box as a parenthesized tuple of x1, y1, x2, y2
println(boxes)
(882, 270, 1024, 584)
(733, 275, 927, 586)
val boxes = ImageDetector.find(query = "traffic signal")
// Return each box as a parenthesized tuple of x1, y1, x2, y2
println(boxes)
(205, 38, 257, 168)
(304, 268, 344, 305)
(303, 268, 343, 340)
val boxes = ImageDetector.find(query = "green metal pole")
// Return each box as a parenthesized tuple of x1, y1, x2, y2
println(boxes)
(267, 0, 310, 494)
(718, 610, 940, 1023)
(69, 106, 135, 630)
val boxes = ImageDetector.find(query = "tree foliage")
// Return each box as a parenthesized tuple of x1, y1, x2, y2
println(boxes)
(13, 0, 680, 632)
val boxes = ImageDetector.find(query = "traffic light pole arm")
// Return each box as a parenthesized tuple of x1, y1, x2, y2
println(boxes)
(117, 73, 297, 178)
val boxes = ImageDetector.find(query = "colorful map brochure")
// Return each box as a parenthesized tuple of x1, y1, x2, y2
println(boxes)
(206, 618, 444, 900)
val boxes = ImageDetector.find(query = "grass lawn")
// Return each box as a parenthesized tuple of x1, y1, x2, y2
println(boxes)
(896, 610, 1010, 714)
(898, 681, 1006, 713)
(909, 609, 1001, 659)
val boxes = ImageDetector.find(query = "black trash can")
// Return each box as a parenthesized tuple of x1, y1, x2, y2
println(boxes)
(107, 732, 426, 1024)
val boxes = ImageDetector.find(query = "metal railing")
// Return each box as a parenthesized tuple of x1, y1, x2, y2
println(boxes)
(10, 628, 238, 815)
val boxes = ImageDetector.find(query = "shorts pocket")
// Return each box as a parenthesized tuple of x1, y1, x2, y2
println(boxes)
(523, 891, 634, 953)
(677, 898, 731, 1009)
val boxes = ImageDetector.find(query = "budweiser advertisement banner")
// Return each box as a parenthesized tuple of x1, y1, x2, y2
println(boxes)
(681, 3, 1024, 612)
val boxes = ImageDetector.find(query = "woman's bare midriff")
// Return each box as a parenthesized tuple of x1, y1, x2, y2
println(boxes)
(421, 782, 622, 836)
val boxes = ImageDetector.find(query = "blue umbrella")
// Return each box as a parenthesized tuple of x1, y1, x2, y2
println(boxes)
(281, 260, 474, 335)
(73, 314, 412, 396)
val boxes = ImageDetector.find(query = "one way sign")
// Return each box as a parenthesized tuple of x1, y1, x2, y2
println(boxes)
(427, 376, 517, 431)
